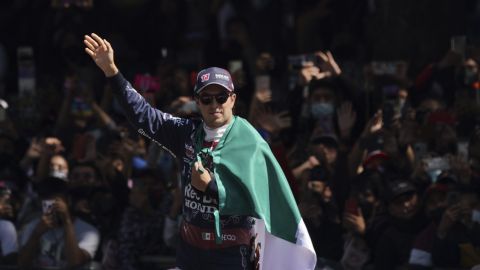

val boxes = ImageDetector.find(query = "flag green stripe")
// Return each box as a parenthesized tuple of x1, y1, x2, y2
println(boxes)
(210, 116, 301, 243)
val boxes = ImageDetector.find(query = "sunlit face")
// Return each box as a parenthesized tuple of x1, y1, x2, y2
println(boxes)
(50, 155, 69, 174)
(195, 85, 236, 128)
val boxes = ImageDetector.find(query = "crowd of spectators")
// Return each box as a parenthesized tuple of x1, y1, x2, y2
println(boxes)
(0, 0, 478, 269)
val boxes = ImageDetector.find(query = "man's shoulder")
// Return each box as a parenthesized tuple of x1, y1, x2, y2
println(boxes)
(231, 117, 267, 142)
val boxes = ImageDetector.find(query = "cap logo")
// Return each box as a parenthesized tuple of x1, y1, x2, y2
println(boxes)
(201, 73, 210, 82)
(215, 74, 230, 81)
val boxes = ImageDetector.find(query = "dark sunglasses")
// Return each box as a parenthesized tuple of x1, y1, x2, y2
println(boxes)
(197, 92, 232, 105)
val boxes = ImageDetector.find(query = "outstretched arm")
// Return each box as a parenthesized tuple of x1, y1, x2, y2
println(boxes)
(83, 33, 193, 159)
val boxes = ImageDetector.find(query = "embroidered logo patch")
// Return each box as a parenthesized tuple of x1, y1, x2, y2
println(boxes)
(201, 73, 210, 82)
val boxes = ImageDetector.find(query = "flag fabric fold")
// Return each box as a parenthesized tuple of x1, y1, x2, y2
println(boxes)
(195, 116, 316, 270)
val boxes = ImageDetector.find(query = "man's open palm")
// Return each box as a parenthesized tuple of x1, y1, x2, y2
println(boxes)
(84, 33, 118, 77)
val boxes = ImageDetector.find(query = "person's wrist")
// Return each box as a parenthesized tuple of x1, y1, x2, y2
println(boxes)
(104, 64, 119, 77)
(340, 130, 351, 141)
(62, 215, 73, 226)
(352, 226, 365, 236)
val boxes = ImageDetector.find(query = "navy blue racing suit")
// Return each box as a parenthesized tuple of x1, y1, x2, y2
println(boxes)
(109, 73, 254, 270)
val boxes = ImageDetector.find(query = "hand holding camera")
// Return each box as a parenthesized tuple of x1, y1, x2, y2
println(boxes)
(40, 198, 71, 230)
(343, 197, 366, 235)
(40, 137, 65, 157)
(437, 203, 463, 239)
(34, 199, 59, 235)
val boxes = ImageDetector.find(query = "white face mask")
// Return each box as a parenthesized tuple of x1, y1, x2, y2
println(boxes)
(50, 169, 68, 181)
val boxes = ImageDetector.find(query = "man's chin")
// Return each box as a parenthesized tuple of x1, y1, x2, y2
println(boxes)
(205, 118, 225, 128)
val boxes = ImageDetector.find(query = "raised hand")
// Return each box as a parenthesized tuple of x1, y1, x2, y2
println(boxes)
(316, 51, 342, 77)
(53, 197, 72, 224)
(256, 108, 292, 135)
(361, 110, 383, 137)
(25, 138, 42, 159)
(299, 62, 330, 86)
(343, 209, 366, 235)
(84, 33, 118, 77)
(437, 204, 463, 239)
(337, 102, 357, 139)
(41, 137, 65, 157)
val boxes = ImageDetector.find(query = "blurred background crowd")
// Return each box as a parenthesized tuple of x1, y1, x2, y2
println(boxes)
(0, 0, 478, 269)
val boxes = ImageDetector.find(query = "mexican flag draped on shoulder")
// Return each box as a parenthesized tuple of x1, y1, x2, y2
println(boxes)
(196, 116, 317, 270)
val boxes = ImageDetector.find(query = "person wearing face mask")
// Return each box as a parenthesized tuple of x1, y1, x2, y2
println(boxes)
(307, 79, 337, 135)
(18, 177, 100, 269)
(26, 137, 68, 183)
(84, 33, 316, 270)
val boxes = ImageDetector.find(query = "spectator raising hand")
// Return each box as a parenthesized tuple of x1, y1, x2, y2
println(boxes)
(336, 101, 357, 140)
(256, 108, 292, 137)
(315, 51, 342, 77)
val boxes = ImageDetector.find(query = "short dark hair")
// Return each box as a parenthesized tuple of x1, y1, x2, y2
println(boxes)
(308, 79, 337, 96)
(69, 160, 102, 182)
(35, 177, 68, 198)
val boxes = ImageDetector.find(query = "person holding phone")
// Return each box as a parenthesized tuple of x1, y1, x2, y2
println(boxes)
(18, 177, 100, 269)
(431, 188, 480, 269)
(373, 180, 426, 270)
(84, 33, 316, 270)
(299, 164, 344, 264)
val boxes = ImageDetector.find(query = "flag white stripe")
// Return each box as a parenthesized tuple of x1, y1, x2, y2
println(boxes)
(255, 219, 317, 270)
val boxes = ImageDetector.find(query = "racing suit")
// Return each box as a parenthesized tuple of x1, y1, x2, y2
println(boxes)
(109, 73, 255, 270)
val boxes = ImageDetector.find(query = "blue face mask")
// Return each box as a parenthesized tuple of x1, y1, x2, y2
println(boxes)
(311, 102, 334, 119)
